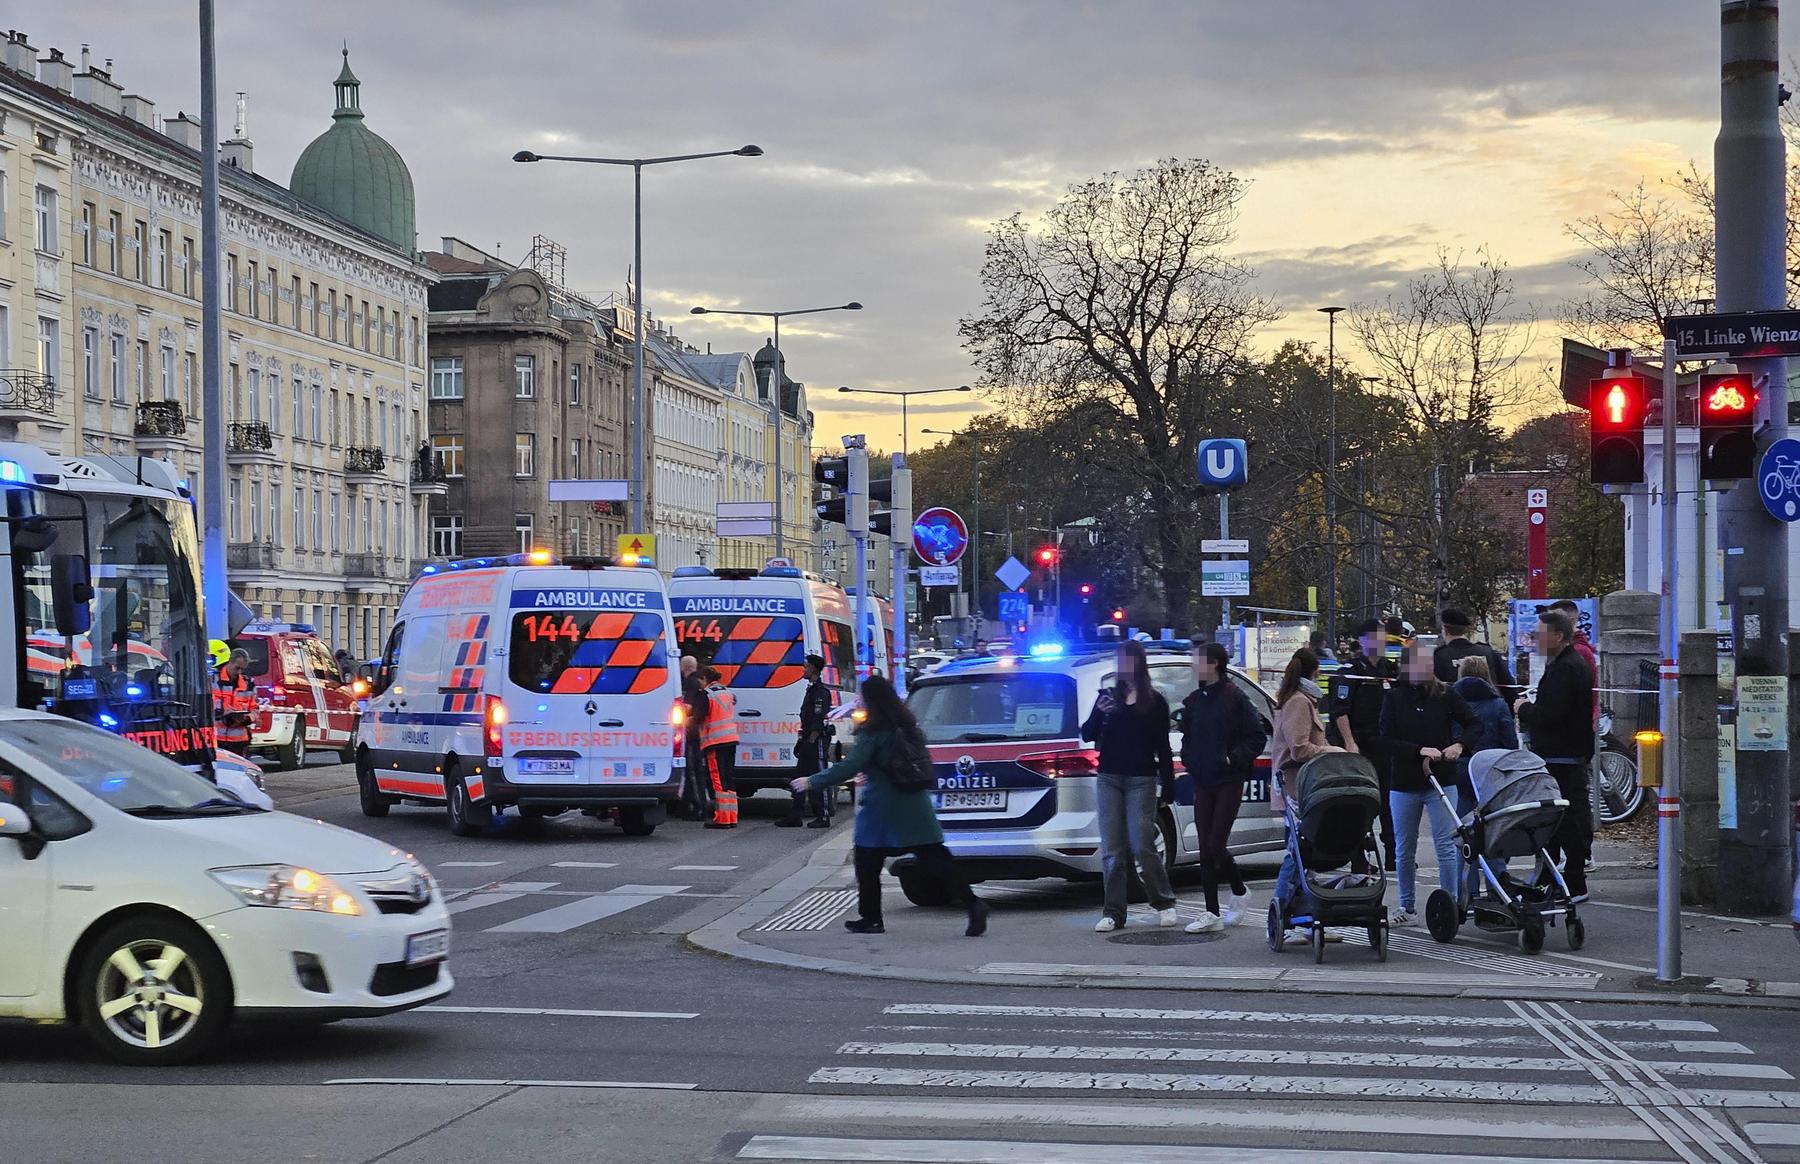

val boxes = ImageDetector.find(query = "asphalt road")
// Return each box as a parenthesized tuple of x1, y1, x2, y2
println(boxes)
(3, 760, 1798, 1163)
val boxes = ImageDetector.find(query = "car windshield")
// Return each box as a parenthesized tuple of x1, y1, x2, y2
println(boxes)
(0, 718, 258, 815)
(908, 674, 1076, 744)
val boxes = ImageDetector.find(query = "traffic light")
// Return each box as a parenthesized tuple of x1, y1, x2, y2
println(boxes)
(1698, 371, 1757, 480)
(1588, 372, 1648, 485)
(1034, 545, 1058, 568)
(868, 477, 894, 536)
(1078, 583, 1093, 596)
(1110, 608, 1125, 622)
(815, 495, 847, 524)
(814, 455, 849, 525)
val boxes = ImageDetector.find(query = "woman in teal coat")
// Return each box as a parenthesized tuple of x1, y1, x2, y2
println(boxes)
(792, 675, 989, 937)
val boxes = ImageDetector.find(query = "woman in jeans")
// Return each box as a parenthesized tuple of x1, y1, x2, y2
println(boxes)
(1177, 642, 1267, 933)
(1081, 640, 1179, 933)
(1377, 641, 1478, 926)
(793, 675, 989, 937)
(1269, 647, 1344, 941)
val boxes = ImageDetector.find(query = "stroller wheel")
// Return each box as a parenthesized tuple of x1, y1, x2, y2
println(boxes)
(1368, 922, 1388, 962)
(1311, 925, 1326, 964)
(1425, 889, 1460, 944)
(1566, 916, 1586, 951)
(1266, 900, 1284, 954)
(1519, 915, 1546, 955)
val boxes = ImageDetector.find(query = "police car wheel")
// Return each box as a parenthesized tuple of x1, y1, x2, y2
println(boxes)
(355, 750, 390, 818)
(445, 762, 491, 836)
(897, 865, 954, 908)
(276, 719, 306, 771)
(1126, 814, 1179, 904)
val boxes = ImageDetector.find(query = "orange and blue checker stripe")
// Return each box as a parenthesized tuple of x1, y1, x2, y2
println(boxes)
(545, 612, 668, 696)
(442, 614, 491, 713)
(712, 616, 806, 689)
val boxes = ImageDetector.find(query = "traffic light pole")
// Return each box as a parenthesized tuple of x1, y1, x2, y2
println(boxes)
(1656, 337, 1683, 983)
(847, 441, 872, 679)
(1714, 0, 1792, 915)
(891, 455, 912, 695)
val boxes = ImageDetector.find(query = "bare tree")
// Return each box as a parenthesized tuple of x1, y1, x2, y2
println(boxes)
(1563, 183, 1713, 352)
(959, 158, 1276, 629)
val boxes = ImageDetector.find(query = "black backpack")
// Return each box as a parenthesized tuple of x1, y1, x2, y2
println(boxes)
(883, 728, 937, 792)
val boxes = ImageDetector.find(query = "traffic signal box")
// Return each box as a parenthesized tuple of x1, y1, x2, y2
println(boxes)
(1588, 372, 1649, 485)
(1034, 545, 1058, 568)
(868, 478, 895, 536)
(813, 456, 848, 525)
(1698, 371, 1757, 481)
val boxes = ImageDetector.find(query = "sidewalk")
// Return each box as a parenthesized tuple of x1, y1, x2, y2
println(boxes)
(688, 827, 1800, 1009)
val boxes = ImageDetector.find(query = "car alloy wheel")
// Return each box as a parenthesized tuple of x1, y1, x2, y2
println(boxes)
(94, 938, 207, 1054)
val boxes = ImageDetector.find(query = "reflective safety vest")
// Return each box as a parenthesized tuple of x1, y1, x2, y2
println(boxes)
(214, 667, 255, 742)
(699, 684, 739, 749)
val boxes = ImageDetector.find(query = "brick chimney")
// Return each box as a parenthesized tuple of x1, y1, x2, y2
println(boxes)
(37, 47, 72, 93)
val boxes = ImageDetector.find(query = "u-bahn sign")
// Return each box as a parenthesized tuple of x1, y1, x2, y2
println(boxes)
(1665, 310, 1800, 359)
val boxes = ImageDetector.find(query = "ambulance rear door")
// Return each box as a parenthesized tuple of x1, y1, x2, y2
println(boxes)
(503, 568, 678, 787)
(670, 576, 812, 772)
(811, 583, 859, 701)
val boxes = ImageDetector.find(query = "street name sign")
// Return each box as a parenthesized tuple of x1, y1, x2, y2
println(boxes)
(1666, 310, 1800, 359)
(919, 565, 959, 587)
(716, 500, 776, 538)
(548, 478, 631, 503)
(1201, 559, 1250, 597)
(1202, 538, 1249, 555)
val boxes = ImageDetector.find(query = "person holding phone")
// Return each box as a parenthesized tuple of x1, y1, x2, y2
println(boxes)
(1082, 640, 1179, 933)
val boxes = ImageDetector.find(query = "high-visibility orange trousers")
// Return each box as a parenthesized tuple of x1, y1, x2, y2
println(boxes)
(706, 746, 738, 826)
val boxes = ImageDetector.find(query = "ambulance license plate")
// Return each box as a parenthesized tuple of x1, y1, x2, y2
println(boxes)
(518, 757, 576, 776)
(405, 929, 448, 967)
(935, 790, 1006, 812)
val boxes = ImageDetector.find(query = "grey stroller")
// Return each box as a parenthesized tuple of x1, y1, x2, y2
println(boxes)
(1423, 747, 1582, 954)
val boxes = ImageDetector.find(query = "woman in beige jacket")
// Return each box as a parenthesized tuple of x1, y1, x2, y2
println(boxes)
(1269, 648, 1343, 934)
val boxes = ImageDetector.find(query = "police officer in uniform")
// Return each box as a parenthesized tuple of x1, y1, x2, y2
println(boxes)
(1331, 618, 1397, 870)
(779, 654, 835, 829)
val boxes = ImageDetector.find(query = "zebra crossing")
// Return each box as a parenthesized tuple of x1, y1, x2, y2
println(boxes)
(725, 999, 1800, 1162)
(439, 880, 692, 934)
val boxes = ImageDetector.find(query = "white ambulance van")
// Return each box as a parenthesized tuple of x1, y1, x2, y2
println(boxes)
(354, 553, 683, 837)
(668, 562, 889, 796)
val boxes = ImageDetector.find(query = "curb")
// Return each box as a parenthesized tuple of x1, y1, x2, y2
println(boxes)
(684, 846, 1800, 1012)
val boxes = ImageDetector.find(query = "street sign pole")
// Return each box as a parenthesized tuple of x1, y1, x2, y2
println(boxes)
(1657, 337, 1683, 983)
(848, 441, 871, 679)
(891, 456, 912, 695)
(1713, 0, 1792, 915)
(1218, 492, 1231, 639)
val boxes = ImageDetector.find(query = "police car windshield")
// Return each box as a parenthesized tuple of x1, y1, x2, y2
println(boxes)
(508, 609, 669, 696)
(908, 674, 1076, 745)
(674, 614, 805, 688)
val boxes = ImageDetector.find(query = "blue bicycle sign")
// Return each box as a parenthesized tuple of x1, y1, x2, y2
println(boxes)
(1758, 438, 1800, 522)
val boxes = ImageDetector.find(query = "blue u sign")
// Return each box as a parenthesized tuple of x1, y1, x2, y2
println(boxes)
(1196, 438, 1248, 489)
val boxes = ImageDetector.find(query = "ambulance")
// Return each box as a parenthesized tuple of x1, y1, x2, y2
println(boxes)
(354, 552, 683, 836)
(667, 562, 890, 796)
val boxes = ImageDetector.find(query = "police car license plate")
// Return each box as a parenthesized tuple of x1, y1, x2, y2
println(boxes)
(518, 757, 576, 776)
(935, 790, 1006, 812)
(405, 928, 448, 967)
(1242, 777, 1270, 804)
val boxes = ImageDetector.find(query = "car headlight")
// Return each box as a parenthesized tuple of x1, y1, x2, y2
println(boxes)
(209, 865, 362, 916)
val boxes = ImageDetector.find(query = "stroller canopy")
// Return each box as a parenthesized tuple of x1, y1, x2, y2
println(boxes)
(1296, 751, 1381, 817)
(1468, 747, 1566, 858)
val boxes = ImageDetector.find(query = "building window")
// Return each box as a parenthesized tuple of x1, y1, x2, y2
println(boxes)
(36, 318, 58, 386)
(514, 433, 534, 477)
(515, 514, 534, 554)
(132, 220, 147, 281)
(293, 491, 304, 550)
(329, 493, 341, 552)
(135, 341, 148, 403)
(155, 229, 171, 289)
(569, 437, 582, 477)
(430, 514, 463, 558)
(267, 372, 278, 433)
(109, 333, 126, 402)
(327, 290, 338, 342)
(292, 376, 303, 435)
(268, 485, 280, 543)
(246, 368, 261, 422)
(225, 253, 236, 310)
(514, 355, 535, 399)
(106, 210, 121, 273)
(34, 186, 57, 255)
(311, 383, 322, 441)
(312, 487, 323, 548)
(361, 300, 371, 350)
(430, 357, 463, 399)
(79, 202, 94, 264)
(184, 353, 196, 415)
(309, 282, 320, 334)
(430, 433, 463, 477)
(375, 307, 386, 357)
(0, 171, 7, 241)
(249, 480, 263, 541)
(292, 276, 302, 329)
(228, 479, 240, 541)
(248, 262, 260, 317)
(82, 327, 99, 399)
(181, 236, 195, 297)
(327, 390, 337, 446)
(570, 362, 582, 405)
(160, 346, 175, 400)
(378, 398, 389, 452)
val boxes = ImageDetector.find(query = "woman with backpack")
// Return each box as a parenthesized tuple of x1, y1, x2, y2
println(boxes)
(1082, 640, 1180, 933)
(792, 674, 988, 937)
(1453, 655, 1519, 759)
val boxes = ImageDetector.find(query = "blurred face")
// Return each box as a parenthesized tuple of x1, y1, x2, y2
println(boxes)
(1359, 630, 1383, 659)
(1402, 649, 1434, 683)
(1537, 620, 1568, 654)
(1116, 647, 1131, 678)
(1193, 649, 1220, 683)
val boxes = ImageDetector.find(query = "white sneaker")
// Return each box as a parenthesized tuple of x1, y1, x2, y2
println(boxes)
(1156, 908, 1180, 928)
(1390, 908, 1415, 927)
(1185, 910, 1225, 934)
(1224, 893, 1252, 926)
(1094, 917, 1118, 933)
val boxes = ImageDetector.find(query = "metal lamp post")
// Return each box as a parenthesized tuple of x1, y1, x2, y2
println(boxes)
(513, 144, 762, 535)
(836, 385, 972, 456)
(1318, 305, 1346, 645)
(688, 302, 862, 557)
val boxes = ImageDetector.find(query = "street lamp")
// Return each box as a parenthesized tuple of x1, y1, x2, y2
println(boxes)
(1318, 305, 1346, 647)
(1355, 374, 1382, 622)
(513, 143, 762, 534)
(689, 302, 861, 557)
(836, 385, 972, 456)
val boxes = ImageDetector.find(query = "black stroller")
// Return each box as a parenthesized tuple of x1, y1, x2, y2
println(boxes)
(1267, 752, 1389, 963)
(1423, 747, 1583, 954)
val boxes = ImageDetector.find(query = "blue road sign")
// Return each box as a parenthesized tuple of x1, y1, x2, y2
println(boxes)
(1758, 437, 1800, 522)
(1196, 438, 1248, 489)
(997, 591, 1029, 624)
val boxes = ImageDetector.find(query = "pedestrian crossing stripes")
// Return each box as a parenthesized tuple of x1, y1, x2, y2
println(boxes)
(441, 881, 689, 934)
(755, 888, 860, 932)
(727, 1000, 1800, 1162)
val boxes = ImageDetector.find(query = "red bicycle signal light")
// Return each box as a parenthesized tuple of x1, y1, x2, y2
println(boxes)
(1698, 371, 1757, 480)
(1588, 373, 1648, 484)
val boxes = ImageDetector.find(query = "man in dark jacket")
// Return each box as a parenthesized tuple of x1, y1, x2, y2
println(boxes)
(1514, 608, 1596, 900)
(679, 656, 711, 820)
(1433, 608, 1516, 693)
(1177, 643, 1268, 928)
(1332, 618, 1398, 870)
(779, 654, 835, 828)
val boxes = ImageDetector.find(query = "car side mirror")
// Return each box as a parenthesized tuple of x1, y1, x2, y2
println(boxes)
(0, 799, 30, 838)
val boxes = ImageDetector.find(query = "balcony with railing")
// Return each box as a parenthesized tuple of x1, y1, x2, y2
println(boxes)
(228, 542, 279, 571)
(227, 421, 275, 461)
(410, 449, 449, 495)
(134, 400, 189, 451)
(0, 370, 59, 428)
(346, 445, 385, 486)
(344, 551, 386, 583)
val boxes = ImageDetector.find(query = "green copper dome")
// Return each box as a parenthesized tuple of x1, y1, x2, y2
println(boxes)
(289, 49, 416, 253)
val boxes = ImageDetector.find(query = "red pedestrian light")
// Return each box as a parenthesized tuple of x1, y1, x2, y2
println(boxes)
(1078, 583, 1093, 596)
(1588, 373, 1648, 485)
(1034, 546, 1058, 567)
(1111, 608, 1125, 622)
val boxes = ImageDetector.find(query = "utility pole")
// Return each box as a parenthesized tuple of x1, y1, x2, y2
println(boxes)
(1714, 0, 1792, 914)
(198, 0, 227, 641)
(847, 437, 872, 678)
(891, 454, 912, 694)
(1656, 342, 1683, 981)
(1319, 305, 1345, 648)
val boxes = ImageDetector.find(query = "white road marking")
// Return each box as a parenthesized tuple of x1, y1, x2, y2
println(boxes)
(671, 864, 739, 871)
(551, 861, 619, 869)
(1747, 1123, 1800, 1146)
(448, 891, 529, 915)
(421, 1006, 698, 1020)
(868, 1024, 1751, 1055)
(974, 962, 1598, 989)
(807, 1065, 1618, 1103)
(834, 1041, 1787, 1080)
(484, 884, 689, 934)
(494, 881, 558, 891)
(325, 1077, 696, 1090)
(761, 1095, 1659, 1142)
(882, 1003, 1713, 1032)
(736, 1135, 1630, 1163)
(437, 861, 504, 868)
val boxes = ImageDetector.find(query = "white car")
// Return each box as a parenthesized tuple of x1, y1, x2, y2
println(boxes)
(0, 709, 451, 1065)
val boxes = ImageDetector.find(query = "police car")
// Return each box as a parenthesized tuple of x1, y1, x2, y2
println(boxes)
(894, 642, 1282, 903)
(354, 552, 682, 837)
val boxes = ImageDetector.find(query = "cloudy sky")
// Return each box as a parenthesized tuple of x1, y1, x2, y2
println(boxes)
(14, 1, 1768, 450)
